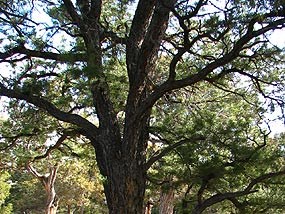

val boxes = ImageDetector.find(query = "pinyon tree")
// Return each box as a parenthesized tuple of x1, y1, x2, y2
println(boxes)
(0, 0, 285, 213)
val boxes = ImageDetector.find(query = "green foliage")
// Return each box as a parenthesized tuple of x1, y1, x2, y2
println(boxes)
(6, 154, 107, 213)
(104, 57, 128, 113)
(148, 80, 285, 212)
(0, 171, 12, 214)
(8, 171, 46, 213)
(56, 159, 106, 213)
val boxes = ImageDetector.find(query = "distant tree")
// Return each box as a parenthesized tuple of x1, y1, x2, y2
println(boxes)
(48, 157, 105, 213)
(26, 162, 59, 214)
(0, 0, 285, 213)
(3, 141, 106, 213)
(0, 114, 105, 213)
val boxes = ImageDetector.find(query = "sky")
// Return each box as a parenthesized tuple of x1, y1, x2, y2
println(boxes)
(265, 28, 285, 136)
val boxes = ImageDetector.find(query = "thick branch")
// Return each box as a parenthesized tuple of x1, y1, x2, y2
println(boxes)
(126, 0, 156, 78)
(228, 198, 247, 212)
(127, 0, 156, 48)
(0, 46, 87, 62)
(0, 83, 98, 139)
(135, 0, 176, 81)
(26, 163, 43, 179)
(63, 0, 86, 32)
(193, 170, 285, 214)
(101, 30, 127, 45)
(125, 0, 177, 123)
(90, 81, 122, 167)
(197, 180, 208, 205)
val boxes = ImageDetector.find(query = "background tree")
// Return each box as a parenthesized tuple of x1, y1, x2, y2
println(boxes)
(0, 109, 105, 213)
(1, 149, 106, 213)
(0, 0, 285, 213)
(55, 158, 106, 213)
(26, 162, 59, 214)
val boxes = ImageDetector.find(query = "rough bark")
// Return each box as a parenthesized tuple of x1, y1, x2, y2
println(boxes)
(90, 112, 150, 213)
(159, 182, 175, 214)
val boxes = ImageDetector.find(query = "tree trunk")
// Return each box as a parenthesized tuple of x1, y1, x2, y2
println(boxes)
(159, 181, 174, 214)
(93, 140, 148, 213)
(103, 166, 147, 214)
(45, 188, 58, 214)
(81, 0, 174, 212)
(67, 205, 73, 214)
(91, 111, 150, 214)
(46, 202, 58, 214)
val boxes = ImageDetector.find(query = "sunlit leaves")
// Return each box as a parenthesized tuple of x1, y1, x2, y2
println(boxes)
(0, 171, 11, 208)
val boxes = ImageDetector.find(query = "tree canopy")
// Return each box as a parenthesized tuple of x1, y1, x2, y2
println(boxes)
(0, 0, 285, 213)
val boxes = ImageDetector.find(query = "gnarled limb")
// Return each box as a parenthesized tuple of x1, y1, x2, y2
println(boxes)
(26, 162, 59, 214)
(0, 83, 99, 140)
(192, 170, 285, 214)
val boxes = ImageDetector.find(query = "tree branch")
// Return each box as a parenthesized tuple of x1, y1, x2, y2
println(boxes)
(145, 135, 205, 170)
(125, 0, 177, 122)
(100, 30, 127, 45)
(62, 0, 86, 32)
(0, 46, 87, 62)
(33, 130, 80, 161)
(228, 198, 247, 212)
(0, 132, 37, 151)
(26, 162, 44, 179)
(126, 0, 156, 79)
(193, 170, 285, 214)
(137, 15, 285, 119)
(0, 83, 99, 139)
